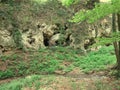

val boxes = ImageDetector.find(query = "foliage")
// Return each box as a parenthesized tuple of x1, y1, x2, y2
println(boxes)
(93, 32, 120, 46)
(0, 75, 42, 90)
(32, 0, 48, 4)
(0, 69, 15, 79)
(0, 74, 120, 90)
(74, 46, 116, 72)
(61, 0, 74, 6)
(62, 0, 120, 69)
(0, 54, 22, 61)
(29, 59, 60, 74)
(0, 46, 116, 79)
(69, 0, 120, 23)
(94, 80, 120, 90)
(61, 0, 81, 6)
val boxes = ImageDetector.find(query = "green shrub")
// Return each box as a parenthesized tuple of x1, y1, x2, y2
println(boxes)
(0, 69, 15, 79)
(74, 46, 116, 72)
(0, 75, 41, 90)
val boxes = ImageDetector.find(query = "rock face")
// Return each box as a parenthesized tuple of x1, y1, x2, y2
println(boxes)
(49, 33, 60, 46)
(0, 0, 112, 52)
(0, 18, 111, 52)
(0, 28, 16, 52)
(21, 28, 45, 50)
(21, 23, 58, 50)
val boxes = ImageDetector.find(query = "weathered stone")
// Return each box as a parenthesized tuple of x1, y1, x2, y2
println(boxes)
(69, 34, 85, 52)
(42, 23, 57, 37)
(90, 46, 102, 51)
(0, 1, 112, 52)
(21, 28, 45, 50)
(49, 33, 60, 46)
(20, 23, 58, 50)
(0, 29, 16, 48)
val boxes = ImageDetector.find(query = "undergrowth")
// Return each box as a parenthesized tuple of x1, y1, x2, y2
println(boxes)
(0, 74, 120, 90)
(0, 45, 116, 79)
(0, 75, 42, 90)
(73, 46, 116, 73)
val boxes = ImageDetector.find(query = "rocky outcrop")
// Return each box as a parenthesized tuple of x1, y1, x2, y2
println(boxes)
(49, 33, 60, 46)
(0, 0, 112, 53)
(0, 17, 111, 52)
(21, 23, 59, 50)
(21, 28, 45, 50)
(0, 28, 16, 52)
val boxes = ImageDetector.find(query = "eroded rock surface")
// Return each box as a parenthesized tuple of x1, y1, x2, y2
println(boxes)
(0, 0, 112, 52)
(0, 28, 16, 51)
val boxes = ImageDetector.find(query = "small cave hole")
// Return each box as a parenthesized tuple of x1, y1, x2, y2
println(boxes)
(37, 25, 41, 28)
(28, 38, 35, 44)
(55, 41, 59, 45)
(2, 17, 5, 20)
(65, 34, 71, 45)
(84, 38, 96, 49)
(44, 38, 49, 46)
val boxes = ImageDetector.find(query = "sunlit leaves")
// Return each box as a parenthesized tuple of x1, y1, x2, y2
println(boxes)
(61, 0, 81, 6)
(70, 3, 113, 23)
(61, 0, 74, 6)
(93, 32, 120, 46)
(70, 0, 120, 23)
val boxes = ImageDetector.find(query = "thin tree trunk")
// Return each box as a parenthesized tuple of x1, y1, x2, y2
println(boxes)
(116, 14, 120, 69)
(112, 14, 120, 69)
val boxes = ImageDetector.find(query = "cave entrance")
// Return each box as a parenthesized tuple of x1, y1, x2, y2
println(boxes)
(44, 38, 49, 46)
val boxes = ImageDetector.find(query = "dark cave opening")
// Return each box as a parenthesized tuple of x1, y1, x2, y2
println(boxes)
(84, 38, 96, 49)
(65, 34, 71, 45)
(44, 38, 49, 46)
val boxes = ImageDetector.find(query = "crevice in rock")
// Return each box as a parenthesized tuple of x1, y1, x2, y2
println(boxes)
(43, 33, 50, 46)
(28, 38, 35, 44)
(37, 25, 41, 29)
(55, 41, 59, 45)
(22, 29, 29, 33)
(44, 38, 49, 46)
(84, 38, 96, 49)
(0, 45, 7, 53)
(65, 34, 71, 46)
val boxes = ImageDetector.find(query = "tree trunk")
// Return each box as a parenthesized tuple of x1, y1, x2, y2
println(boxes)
(116, 14, 120, 69)
(112, 14, 120, 70)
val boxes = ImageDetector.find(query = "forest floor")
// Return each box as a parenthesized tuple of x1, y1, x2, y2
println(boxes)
(0, 68, 120, 90)
(0, 46, 120, 90)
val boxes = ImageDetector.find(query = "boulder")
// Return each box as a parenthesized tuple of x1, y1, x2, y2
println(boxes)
(49, 33, 60, 46)
(42, 23, 57, 38)
(21, 23, 58, 50)
(0, 28, 16, 50)
(0, 0, 112, 52)
(21, 28, 45, 50)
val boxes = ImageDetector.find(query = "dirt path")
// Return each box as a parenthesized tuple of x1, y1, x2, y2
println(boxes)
(0, 69, 119, 90)
(0, 68, 111, 85)
(0, 76, 23, 84)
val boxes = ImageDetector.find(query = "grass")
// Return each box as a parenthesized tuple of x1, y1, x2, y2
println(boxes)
(0, 75, 42, 90)
(94, 80, 120, 90)
(73, 46, 116, 72)
(0, 74, 120, 90)
(0, 45, 116, 79)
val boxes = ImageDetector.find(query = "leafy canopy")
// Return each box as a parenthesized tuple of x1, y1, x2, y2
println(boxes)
(61, 0, 80, 6)
(62, 0, 120, 23)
